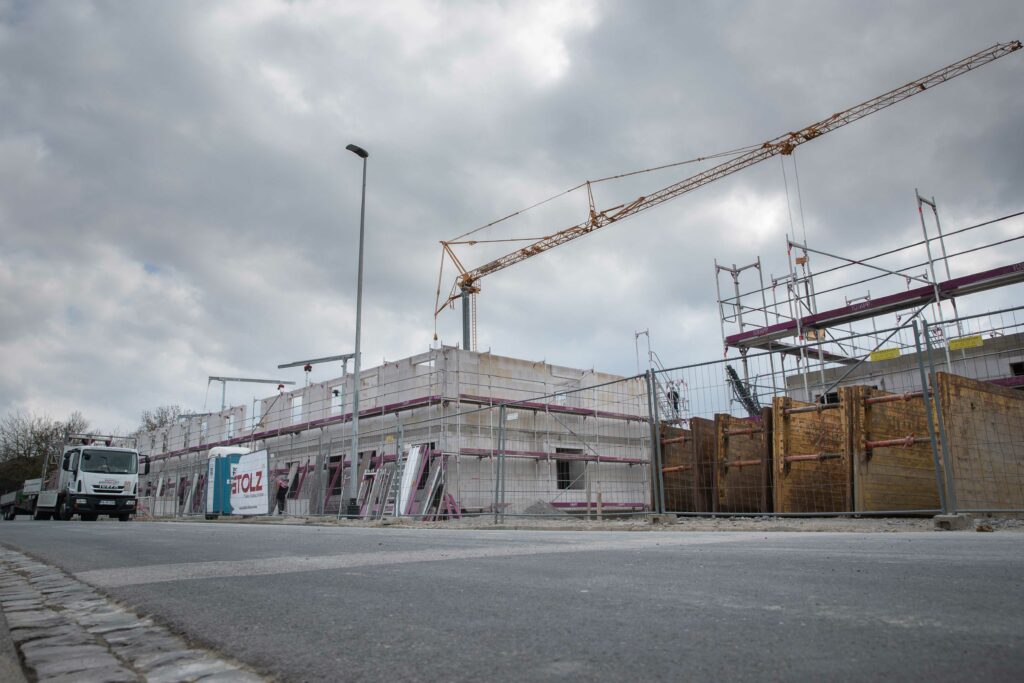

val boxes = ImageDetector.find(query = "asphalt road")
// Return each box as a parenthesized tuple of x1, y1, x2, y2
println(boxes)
(1, 519, 1022, 682)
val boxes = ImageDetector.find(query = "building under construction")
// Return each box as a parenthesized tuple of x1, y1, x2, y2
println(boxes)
(139, 348, 653, 519)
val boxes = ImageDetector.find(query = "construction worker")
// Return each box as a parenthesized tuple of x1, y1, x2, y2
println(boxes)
(275, 474, 289, 515)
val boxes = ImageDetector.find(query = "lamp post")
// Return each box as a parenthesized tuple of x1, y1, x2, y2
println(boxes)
(344, 143, 368, 517)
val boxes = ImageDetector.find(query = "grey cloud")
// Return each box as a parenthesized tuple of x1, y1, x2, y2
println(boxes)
(1, 0, 1021, 427)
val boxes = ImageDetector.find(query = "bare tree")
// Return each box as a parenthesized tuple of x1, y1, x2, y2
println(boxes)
(138, 405, 183, 433)
(0, 411, 89, 493)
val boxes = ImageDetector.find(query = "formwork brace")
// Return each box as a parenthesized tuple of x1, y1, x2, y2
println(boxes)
(661, 464, 694, 474)
(864, 435, 918, 460)
(721, 458, 764, 470)
(783, 452, 842, 463)
(725, 427, 763, 437)
(863, 391, 929, 405)
(784, 403, 840, 416)
(865, 436, 918, 449)
(661, 435, 689, 445)
(783, 390, 930, 415)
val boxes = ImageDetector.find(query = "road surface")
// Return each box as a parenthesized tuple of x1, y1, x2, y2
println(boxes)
(1, 519, 1022, 681)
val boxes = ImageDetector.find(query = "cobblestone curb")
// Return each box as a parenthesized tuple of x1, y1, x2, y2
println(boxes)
(0, 546, 265, 682)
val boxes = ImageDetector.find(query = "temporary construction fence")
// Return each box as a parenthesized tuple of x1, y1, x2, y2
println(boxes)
(136, 308, 1024, 521)
(653, 306, 1024, 517)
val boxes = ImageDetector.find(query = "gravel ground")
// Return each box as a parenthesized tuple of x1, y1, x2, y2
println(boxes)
(181, 512, 1024, 533)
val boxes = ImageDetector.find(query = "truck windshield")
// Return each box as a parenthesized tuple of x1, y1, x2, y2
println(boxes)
(80, 449, 138, 474)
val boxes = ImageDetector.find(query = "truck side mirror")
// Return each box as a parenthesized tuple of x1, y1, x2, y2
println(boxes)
(61, 454, 70, 471)
(142, 457, 150, 475)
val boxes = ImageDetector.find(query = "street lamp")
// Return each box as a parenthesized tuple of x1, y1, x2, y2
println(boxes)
(344, 143, 368, 518)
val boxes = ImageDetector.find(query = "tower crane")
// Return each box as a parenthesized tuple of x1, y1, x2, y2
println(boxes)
(435, 40, 1021, 351)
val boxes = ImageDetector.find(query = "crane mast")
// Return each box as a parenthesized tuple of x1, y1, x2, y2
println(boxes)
(437, 40, 1021, 350)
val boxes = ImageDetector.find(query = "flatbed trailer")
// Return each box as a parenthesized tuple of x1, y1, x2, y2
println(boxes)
(0, 478, 43, 520)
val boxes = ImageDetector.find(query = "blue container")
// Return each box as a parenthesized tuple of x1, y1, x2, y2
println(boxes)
(205, 450, 244, 518)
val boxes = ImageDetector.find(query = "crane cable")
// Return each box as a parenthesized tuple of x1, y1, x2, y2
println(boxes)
(434, 141, 764, 341)
(447, 142, 763, 244)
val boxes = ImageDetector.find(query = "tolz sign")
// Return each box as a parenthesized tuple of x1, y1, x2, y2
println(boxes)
(229, 450, 270, 515)
(231, 470, 264, 495)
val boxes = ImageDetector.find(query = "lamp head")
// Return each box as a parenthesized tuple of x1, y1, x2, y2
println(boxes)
(346, 143, 368, 159)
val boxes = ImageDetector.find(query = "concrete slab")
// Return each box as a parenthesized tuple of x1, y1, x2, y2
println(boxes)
(934, 513, 974, 531)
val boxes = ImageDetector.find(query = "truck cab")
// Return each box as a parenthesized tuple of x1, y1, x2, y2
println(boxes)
(36, 435, 149, 521)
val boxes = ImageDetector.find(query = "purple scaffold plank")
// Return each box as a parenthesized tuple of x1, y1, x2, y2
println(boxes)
(549, 501, 647, 509)
(459, 448, 645, 464)
(147, 395, 443, 463)
(458, 394, 645, 422)
(726, 260, 1024, 349)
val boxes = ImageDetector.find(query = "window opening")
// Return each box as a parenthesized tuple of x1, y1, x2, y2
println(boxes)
(331, 387, 344, 416)
(555, 447, 585, 490)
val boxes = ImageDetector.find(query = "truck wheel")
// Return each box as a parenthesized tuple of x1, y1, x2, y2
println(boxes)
(58, 501, 73, 521)
(80, 513, 98, 521)
(117, 513, 132, 522)
(2, 509, 11, 521)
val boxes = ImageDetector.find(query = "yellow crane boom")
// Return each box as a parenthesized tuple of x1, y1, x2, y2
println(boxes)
(436, 40, 1021, 348)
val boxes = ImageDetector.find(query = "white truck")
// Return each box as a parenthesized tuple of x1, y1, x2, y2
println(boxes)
(32, 434, 149, 521)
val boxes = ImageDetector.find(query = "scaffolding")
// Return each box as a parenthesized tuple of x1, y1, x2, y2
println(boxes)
(715, 201, 1024, 405)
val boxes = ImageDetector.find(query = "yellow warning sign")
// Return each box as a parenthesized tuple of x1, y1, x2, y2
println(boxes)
(949, 335, 984, 351)
(869, 348, 902, 362)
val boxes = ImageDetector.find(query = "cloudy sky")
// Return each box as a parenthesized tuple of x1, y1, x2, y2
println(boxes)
(1, 0, 1022, 431)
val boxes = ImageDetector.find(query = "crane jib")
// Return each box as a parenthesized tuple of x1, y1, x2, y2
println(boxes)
(440, 40, 1021, 321)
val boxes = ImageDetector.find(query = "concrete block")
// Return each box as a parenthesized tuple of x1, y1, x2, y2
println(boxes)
(649, 514, 677, 525)
(933, 513, 973, 531)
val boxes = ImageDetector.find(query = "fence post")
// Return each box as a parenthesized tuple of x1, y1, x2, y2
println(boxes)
(645, 370, 666, 514)
(500, 412, 507, 525)
(494, 404, 506, 524)
(922, 319, 958, 514)
(313, 428, 325, 516)
(912, 320, 948, 514)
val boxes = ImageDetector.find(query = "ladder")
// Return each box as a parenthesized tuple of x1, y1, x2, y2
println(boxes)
(647, 350, 683, 423)
(363, 464, 396, 520)
(381, 449, 409, 517)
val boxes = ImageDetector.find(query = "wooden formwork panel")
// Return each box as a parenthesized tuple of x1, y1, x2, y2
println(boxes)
(843, 386, 941, 512)
(715, 408, 773, 513)
(660, 418, 716, 512)
(773, 397, 850, 513)
(660, 424, 696, 512)
(691, 418, 717, 512)
(937, 372, 1024, 510)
